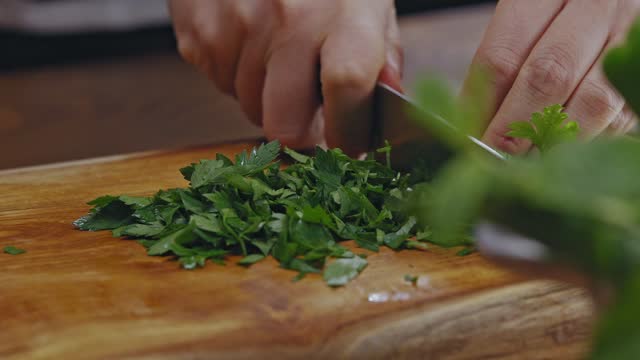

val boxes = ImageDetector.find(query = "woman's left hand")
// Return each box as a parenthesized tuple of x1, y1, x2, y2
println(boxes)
(466, 0, 640, 154)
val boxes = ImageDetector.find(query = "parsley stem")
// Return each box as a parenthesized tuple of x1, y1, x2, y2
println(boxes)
(222, 218, 248, 257)
(376, 140, 392, 169)
(385, 140, 392, 168)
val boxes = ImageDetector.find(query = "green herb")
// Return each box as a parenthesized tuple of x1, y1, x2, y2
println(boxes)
(376, 140, 393, 168)
(3, 246, 26, 255)
(408, 17, 640, 358)
(406, 241, 429, 251)
(75, 141, 440, 286)
(238, 254, 265, 266)
(404, 274, 418, 285)
(409, 136, 640, 360)
(604, 17, 640, 117)
(456, 247, 475, 257)
(507, 104, 580, 153)
(323, 256, 368, 287)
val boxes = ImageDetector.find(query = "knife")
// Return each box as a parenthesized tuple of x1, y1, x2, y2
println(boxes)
(371, 82, 505, 172)
(371, 83, 589, 283)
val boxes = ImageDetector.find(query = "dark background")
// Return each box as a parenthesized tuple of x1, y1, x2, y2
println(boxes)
(0, 0, 494, 72)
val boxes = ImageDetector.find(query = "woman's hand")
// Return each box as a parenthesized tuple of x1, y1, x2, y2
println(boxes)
(466, 0, 640, 154)
(169, 0, 402, 154)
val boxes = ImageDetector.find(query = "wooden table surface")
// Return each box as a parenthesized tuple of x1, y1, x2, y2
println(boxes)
(0, 141, 594, 359)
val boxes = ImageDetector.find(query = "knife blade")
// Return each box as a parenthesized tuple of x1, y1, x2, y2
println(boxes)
(370, 84, 583, 279)
(371, 83, 505, 172)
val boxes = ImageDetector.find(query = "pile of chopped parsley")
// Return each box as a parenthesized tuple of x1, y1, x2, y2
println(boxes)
(75, 142, 456, 286)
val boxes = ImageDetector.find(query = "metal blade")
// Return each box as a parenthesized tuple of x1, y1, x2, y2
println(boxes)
(370, 84, 591, 279)
(371, 83, 504, 172)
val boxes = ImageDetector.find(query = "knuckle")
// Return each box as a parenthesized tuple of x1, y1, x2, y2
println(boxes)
(522, 45, 576, 99)
(477, 42, 521, 86)
(270, 0, 303, 27)
(610, 108, 635, 133)
(625, 115, 639, 133)
(613, 1, 640, 34)
(232, 2, 254, 34)
(322, 61, 376, 93)
(236, 13, 252, 35)
(195, 24, 221, 51)
(578, 79, 623, 122)
(597, 0, 619, 15)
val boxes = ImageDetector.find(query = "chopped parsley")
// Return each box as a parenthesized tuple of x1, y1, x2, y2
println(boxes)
(404, 274, 418, 285)
(3, 246, 26, 255)
(75, 141, 452, 286)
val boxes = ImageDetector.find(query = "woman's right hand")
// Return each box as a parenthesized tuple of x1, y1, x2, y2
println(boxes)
(168, 0, 403, 155)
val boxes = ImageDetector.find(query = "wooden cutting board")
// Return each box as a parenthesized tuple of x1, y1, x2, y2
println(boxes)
(0, 141, 594, 359)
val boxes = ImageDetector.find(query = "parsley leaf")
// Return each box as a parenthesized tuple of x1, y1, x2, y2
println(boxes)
(3, 246, 26, 255)
(456, 247, 475, 257)
(244, 141, 281, 167)
(404, 274, 418, 285)
(323, 256, 368, 287)
(284, 147, 311, 164)
(506, 104, 580, 153)
(383, 217, 417, 249)
(238, 254, 266, 266)
(604, 17, 640, 118)
(73, 197, 133, 231)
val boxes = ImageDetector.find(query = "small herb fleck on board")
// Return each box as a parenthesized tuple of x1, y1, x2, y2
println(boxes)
(3, 246, 26, 255)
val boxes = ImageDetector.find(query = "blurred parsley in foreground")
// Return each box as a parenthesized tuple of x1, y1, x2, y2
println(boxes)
(407, 134, 640, 360)
(408, 16, 640, 359)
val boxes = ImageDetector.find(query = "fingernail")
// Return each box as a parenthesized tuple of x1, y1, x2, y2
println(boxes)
(482, 130, 528, 155)
(310, 106, 327, 148)
(386, 48, 401, 77)
(378, 47, 404, 93)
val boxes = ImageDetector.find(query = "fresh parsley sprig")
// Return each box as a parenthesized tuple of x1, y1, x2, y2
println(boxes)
(507, 104, 580, 153)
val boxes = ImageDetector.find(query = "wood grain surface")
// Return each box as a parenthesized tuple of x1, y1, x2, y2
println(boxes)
(1, 141, 594, 359)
